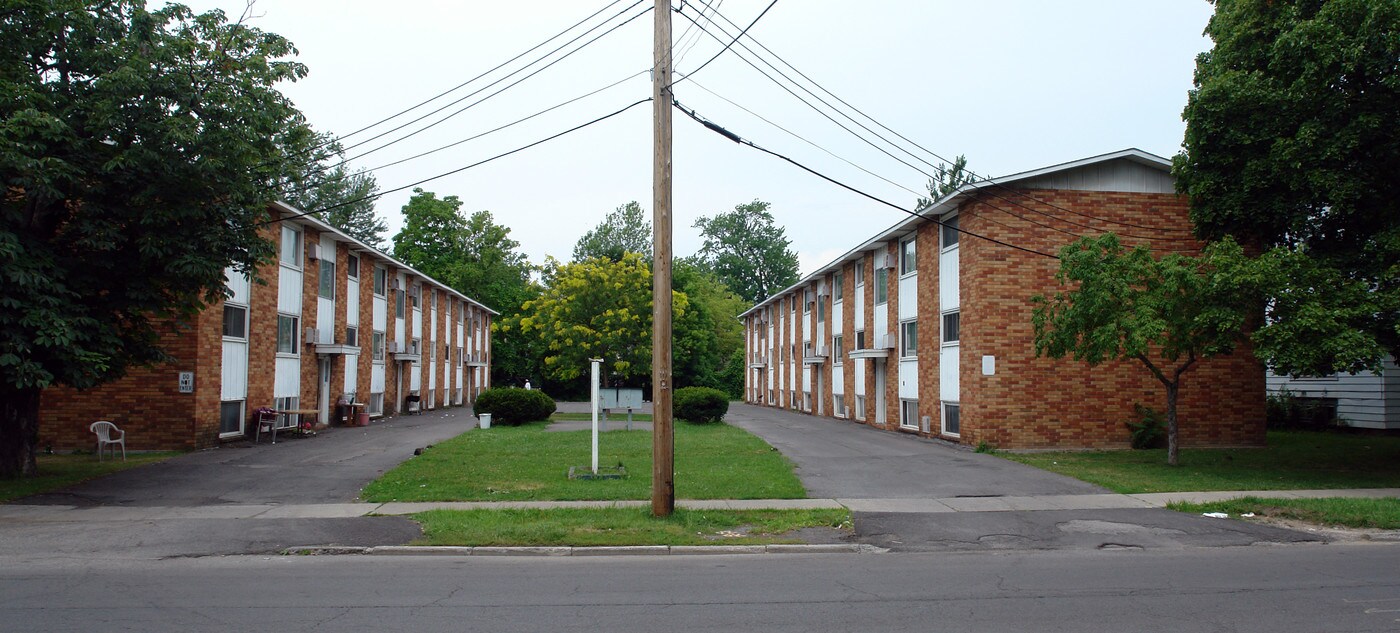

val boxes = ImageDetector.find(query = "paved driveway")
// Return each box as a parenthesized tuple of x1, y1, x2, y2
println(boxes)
(725, 403, 1106, 499)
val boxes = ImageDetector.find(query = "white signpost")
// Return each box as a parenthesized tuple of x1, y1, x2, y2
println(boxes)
(589, 358, 602, 475)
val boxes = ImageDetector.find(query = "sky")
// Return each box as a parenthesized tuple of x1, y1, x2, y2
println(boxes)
(177, 0, 1216, 276)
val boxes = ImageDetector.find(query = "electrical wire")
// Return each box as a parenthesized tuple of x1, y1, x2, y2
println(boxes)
(673, 100, 1059, 260)
(688, 0, 1196, 236)
(262, 98, 652, 227)
(673, 0, 725, 67)
(670, 0, 778, 88)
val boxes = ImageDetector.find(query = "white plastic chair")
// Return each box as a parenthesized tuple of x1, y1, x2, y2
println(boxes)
(90, 421, 126, 461)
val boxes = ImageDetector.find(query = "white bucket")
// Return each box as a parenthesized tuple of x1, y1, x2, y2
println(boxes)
(479, 413, 492, 429)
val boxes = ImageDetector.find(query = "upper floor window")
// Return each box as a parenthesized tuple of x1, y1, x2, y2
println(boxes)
(280, 226, 302, 267)
(941, 215, 959, 250)
(855, 259, 865, 286)
(373, 267, 387, 296)
(222, 304, 247, 339)
(347, 254, 360, 279)
(816, 296, 826, 323)
(942, 311, 960, 344)
(803, 289, 812, 313)
(833, 334, 844, 363)
(833, 272, 844, 301)
(276, 314, 299, 354)
(900, 236, 917, 275)
(875, 270, 888, 305)
(395, 288, 406, 318)
(318, 259, 336, 300)
(901, 320, 917, 357)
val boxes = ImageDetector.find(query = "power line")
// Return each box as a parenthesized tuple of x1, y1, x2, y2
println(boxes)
(670, 0, 778, 88)
(674, 100, 1059, 260)
(263, 98, 653, 227)
(688, 0, 1196, 236)
(673, 0, 725, 67)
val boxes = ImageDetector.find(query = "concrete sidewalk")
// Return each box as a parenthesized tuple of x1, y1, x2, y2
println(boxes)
(4, 488, 1395, 522)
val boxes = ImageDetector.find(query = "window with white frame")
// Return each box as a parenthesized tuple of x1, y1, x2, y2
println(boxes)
(345, 326, 358, 347)
(219, 401, 244, 436)
(318, 258, 336, 300)
(855, 395, 866, 420)
(395, 288, 405, 318)
(941, 214, 959, 249)
(222, 304, 247, 339)
(875, 269, 888, 304)
(833, 272, 843, 301)
(856, 330, 866, 350)
(803, 391, 811, 412)
(942, 402, 961, 435)
(369, 392, 384, 416)
(942, 311, 960, 344)
(834, 394, 845, 418)
(276, 314, 299, 354)
(803, 289, 811, 313)
(900, 236, 916, 275)
(833, 334, 843, 364)
(372, 331, 385, 361)
(816, 295, 825, 323)
(280, 226, 301, 267)
(900, 399, 919, 429)
(347, 254, 359, 279)
(900, 320, 917, 358)
(855, 258, 864, 286)
(274, 396, 299, 429)
(373, 267, 387, 296)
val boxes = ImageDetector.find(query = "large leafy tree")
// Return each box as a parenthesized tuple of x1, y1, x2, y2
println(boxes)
(502, 253, 688, 387)
(1032, 234, 1251, 466)
(1174, 0, 1400, 376)
(282, 132, 386, 250)
(572, 201, 651, 262)
(392, 188, 467, 282)
(693, 200, 800, 304)
(0, 1, 311, 478)
(673, 260, 747, 394)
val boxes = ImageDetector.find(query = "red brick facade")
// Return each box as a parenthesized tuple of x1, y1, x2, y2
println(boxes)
(741, 152, 1266, 450)
(38, 206, 497, 451)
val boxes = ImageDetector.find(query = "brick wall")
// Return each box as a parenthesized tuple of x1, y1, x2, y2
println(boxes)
(916, 220, 941, 436)
(957, 188, 1264, 449)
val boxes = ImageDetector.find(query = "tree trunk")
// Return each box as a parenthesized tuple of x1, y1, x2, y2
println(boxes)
(1166, 381, 1180, 467)
(0, 384, 42, 479)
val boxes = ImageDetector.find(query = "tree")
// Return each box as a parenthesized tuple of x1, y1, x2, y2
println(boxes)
(572, 201, 651, 262)
(1174, 0, 1400, 376)
(673, 259, 747, 392)
(502, 253, 688, 387)
(915, 154, 977, 209)
(282, 132, 386, 250)
(0, 1, 311, 477)
(693, 200, 800, 304)
(1032, 234, 1250, 466)
(392, 188, 467, 283)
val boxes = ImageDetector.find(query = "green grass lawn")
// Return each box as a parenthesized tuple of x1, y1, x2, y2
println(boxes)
(1169, 497, 1400, 530)
(550, 412, 654, 422)
(413, 507, 850, 546)
(0, 452, 180, 503)
(998, 431, 1400, 494)
(361, 418, 805, 502)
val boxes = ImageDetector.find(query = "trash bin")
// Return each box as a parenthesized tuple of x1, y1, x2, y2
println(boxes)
(357, 412, 370, 427)
(479, 413, 491, 429)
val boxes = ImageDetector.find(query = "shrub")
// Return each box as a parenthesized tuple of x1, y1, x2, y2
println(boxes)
(472, 388, 556, 426)
(1125, 403, 1166, 449)
(1266, 388, 1339, 430)
(674, 386, 729, 424)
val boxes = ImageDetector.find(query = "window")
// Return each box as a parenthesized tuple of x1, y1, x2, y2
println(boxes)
(803, 289, 811, 313)
(274, 396, 299, 430)
(942, 311, 960, 344)
(875, 271, 888, 304)
(373, 267, 387, 296)
(345, 326, 358, 347)
(410, 286, 420, 309)
(832, 334, 844, 363)
(816, 296, 826, 323)
(943, 402, 961, 435)
(280, 226, 301, 267)
(855, 259, 864, 286)
(276, 314, 299, 354)
(901, 399, 919, 429)
(222, 305, 247, 339)
(856, 330, 866, 350)
(411, 337, 421, 355)
(318, 259, 336, 300)
(834, 394, 845, 418)
(803, 391, 811, 412)
(855, 395, 866, 420)
(900, 236, 916, 275)
(941, 215, 959, 249)
(457, 346, 464, 366)
(900, 320, 917, 357)
(347, 254, 359, 279)
(833, 272, 843, 301)
(369, 392, 384, 416)
(372, 331, 385, 362)
(219, 401, 244, 436)
(395, 289, 405, 318)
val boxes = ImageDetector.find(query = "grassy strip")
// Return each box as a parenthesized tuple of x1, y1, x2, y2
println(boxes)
(997, 431, 1400, 494)
(413, 507, 851, 547)
(0, 453, 181, 503)
(551, 412, 654, 422)
(362, 419, 805, 502)
(1168, 496, 1400, 530)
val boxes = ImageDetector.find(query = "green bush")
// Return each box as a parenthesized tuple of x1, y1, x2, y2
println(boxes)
(674, 386, 729, 424)
(473, 388, 556, 426)
(1125, 403, 1166, 449)
(1266, 388, 1339, 430)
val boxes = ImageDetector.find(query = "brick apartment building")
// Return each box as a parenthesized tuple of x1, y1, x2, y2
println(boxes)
(740, 149, 1265, 450)
(39, 201, 496, 451)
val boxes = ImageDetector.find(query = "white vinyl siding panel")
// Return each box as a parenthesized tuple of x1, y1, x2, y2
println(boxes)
(343, 355, 358, 395)
(277, 265, 302, 315)
(1018, 160, 1175, 194)
(854, 357, 866, 397)
(899, 359, 918, 400)
(221, 342, 247, 401)
(226, 269, 250, 305)
(346, 278, 360, 327)
(274, 357, 300, 398)
(1267, 357, 1400, 429)
(832, 365, 844, 396)
(939, 247, 959, 310)
(940, 345, 959, 402)
(898, 275, 917, 321)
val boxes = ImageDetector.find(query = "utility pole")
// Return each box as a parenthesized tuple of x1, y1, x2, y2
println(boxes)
(651, 0, 675, 517)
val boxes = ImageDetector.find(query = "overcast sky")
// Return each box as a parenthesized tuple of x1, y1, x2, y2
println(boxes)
(178, 0, 1214, 276)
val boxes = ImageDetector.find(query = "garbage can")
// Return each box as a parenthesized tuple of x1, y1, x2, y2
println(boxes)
(479, 413, 491, 429)
(357, 412, 370, 427)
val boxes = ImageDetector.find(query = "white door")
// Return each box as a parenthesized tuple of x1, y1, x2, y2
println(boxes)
(318, 359, 331, 425)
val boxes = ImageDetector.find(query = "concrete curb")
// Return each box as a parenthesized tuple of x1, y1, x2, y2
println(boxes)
(284, 544, 887, 557)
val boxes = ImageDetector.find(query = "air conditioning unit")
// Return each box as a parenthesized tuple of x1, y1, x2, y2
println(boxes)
(390, 278, 401, 290)
(879, 333, 897, 349)
(874, 252, 892, 270)
(388, 341, 403, 354)
(816, 281, 830, 297)
(307, 243, 321, 261)
(304, 327, 319, 344)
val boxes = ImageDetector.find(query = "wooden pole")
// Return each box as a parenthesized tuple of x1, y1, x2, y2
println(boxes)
(651, 0, 675, 517)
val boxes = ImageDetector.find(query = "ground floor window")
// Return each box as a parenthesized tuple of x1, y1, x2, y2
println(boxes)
(427, 388, 436, 409)
(900, 399, 919, 429)
(803, 391, 812, 412)
(219, 401, 244, 436)
(942, 402, 961, 435)
(790, 390, 797, 409)
(274, 396, 299, 429)
(455, 387, 464, 405)
(767, 391, 775, 405)
(834, 394, 845, 418)
(369, 392, 384, 416)
(855, 395, 866, 420)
